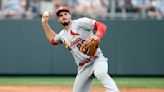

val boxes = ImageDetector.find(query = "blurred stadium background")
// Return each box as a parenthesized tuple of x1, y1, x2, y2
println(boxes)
(0, 0, 164, 20)
(0, 0, 164, 91)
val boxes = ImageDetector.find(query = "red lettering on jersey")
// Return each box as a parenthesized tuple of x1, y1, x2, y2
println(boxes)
(70, 38, 82, 48)
(70, 30, 79, 36)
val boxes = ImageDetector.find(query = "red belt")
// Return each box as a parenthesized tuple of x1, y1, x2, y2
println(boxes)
(79, 56, 98, 66)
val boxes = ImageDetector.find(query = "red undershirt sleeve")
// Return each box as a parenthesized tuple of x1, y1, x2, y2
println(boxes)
(51, 38, 57, 45)
(94, 21, 107, 39)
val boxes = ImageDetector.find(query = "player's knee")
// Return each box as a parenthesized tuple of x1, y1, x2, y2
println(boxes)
(94, 71, 108, 79)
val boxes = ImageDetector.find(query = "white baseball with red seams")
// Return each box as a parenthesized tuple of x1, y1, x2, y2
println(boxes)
(51, 17, 119, 92)
(43, 11, 50, 17)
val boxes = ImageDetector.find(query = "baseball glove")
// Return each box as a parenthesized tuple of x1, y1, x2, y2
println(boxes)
(80, 36, 100, 56)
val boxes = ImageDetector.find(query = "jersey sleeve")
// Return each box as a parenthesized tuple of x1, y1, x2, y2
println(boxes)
(51, 30, 64, 45)
(76, 17, 96, 30)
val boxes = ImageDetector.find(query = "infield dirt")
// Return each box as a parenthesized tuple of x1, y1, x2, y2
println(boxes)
(0, 86, 164, 92)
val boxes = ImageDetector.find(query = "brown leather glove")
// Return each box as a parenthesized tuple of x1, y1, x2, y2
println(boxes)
(80, 36, 100, 56)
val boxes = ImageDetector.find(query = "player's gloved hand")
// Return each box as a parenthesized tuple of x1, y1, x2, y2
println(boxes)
(42, 11, 50, 24)
(80, 35, 100, 56)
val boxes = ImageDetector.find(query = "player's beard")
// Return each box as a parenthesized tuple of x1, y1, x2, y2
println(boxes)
(61, 19, 71, 26)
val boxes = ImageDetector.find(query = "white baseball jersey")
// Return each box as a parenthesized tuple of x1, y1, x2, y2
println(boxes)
(51, 17, 119, 91)
(52, 17, 103, 66)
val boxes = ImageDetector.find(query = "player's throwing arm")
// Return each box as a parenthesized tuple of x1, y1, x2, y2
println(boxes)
(41, 11, 56, 42)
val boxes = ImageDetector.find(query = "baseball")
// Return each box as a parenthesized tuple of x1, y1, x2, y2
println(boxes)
(43, 11, 50, 17)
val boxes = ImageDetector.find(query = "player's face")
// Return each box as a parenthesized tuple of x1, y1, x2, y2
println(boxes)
(57, 11, 71, 26)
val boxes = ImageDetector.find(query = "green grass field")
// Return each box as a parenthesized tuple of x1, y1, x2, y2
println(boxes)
(0, 76, 164, 88)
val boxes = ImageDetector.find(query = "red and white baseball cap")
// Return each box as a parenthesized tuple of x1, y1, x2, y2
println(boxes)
(56, 6, 70, 16)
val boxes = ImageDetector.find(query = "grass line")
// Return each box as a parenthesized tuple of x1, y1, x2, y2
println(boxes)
(0, 77, 163, 88)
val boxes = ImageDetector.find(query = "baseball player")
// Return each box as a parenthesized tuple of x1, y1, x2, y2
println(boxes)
(41, 6, 119, 92)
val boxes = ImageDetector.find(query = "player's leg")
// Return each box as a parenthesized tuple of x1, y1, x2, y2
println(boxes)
(72, 66, 94, 92)
(93, 56, 119, 92)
